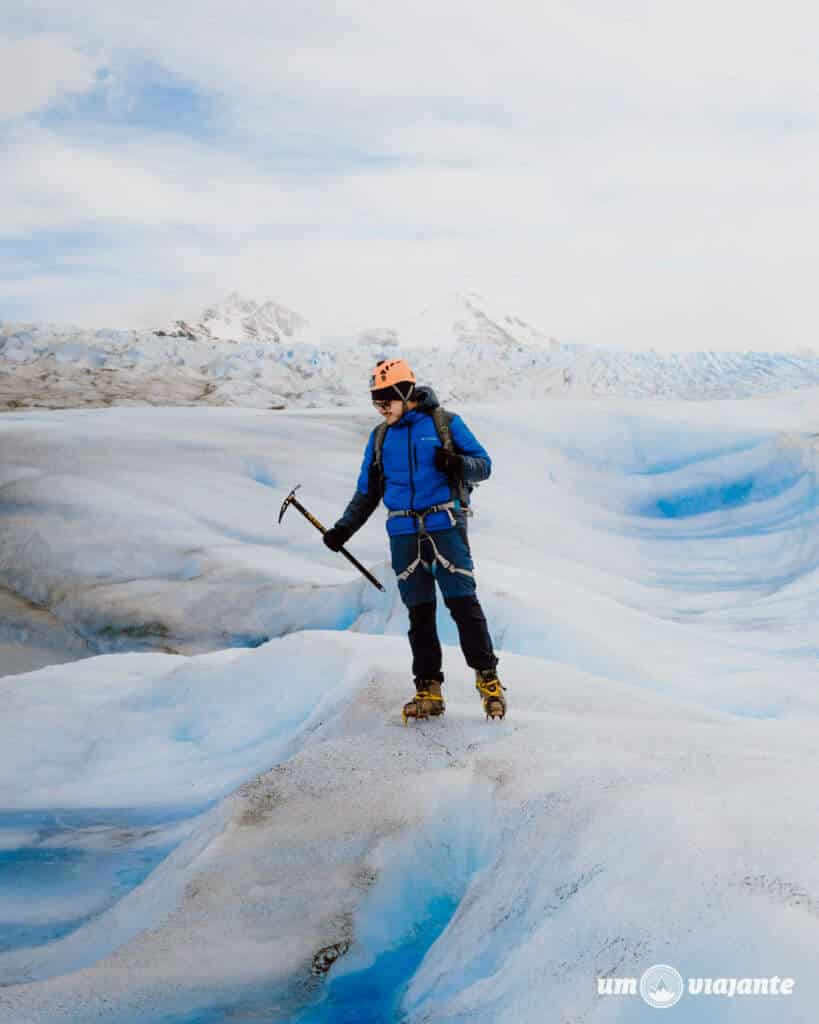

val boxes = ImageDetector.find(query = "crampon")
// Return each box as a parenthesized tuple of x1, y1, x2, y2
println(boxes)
(475, 669, 507, 720)
(402, 680, 445, 724)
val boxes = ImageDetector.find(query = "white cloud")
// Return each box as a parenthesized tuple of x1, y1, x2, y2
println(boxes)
(3, 3, 819, 349)
(0, 36, 98, 119)
(1, 127, 310, 235)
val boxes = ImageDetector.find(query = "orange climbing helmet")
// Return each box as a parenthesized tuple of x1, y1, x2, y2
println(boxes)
(369, 359, 416, 401)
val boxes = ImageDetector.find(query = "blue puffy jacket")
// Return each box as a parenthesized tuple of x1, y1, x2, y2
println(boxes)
(335, 386, 492, 537)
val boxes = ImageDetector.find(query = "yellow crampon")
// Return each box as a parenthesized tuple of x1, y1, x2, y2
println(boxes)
(402, 689, 445, 725)
(475, 674, 507, 720)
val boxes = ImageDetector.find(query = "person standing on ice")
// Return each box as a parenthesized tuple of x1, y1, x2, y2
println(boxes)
(323, 359, 506, 722)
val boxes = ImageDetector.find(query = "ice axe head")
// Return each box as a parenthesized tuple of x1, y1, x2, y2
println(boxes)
(278, 484, 301, 524)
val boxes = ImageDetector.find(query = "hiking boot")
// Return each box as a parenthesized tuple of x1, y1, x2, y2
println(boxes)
(402, 680, 445, 724)
(475, 668, 506, 720)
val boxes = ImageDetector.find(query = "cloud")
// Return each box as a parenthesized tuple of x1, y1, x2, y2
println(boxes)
(0, 35, 99, 119)
(2, 3, 819, 350)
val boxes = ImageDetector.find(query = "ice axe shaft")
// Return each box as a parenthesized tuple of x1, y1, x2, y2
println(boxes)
(278, 485, 385, 592)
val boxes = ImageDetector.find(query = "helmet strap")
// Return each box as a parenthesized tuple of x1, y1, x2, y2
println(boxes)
(392, 382, 413, 416)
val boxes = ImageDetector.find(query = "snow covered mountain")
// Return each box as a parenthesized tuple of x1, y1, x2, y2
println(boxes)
(153, 290, 308, 344)
(3, 292, 819, 411)
(389, 291, 556, 352)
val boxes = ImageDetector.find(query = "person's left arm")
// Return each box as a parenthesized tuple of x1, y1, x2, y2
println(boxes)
(442, 415, 492, 483)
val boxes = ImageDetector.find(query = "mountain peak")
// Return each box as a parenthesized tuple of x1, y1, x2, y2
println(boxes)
(199, 293, 307, 342)
(398, 291, 551, 351)
(152, 292, 308, 344)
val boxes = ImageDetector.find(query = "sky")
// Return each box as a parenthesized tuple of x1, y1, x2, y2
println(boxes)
(3, 2, 819, 351)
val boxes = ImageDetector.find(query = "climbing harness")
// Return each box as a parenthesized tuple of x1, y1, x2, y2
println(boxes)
(388, 502, 475, 583)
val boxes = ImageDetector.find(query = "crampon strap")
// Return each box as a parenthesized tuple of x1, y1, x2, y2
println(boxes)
(475, 677, 506, 718)
(402, 689, 445, 725)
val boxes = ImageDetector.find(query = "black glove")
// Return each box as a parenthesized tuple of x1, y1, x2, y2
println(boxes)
(323, 525, 352, 551)
(434, 447, 463, 478)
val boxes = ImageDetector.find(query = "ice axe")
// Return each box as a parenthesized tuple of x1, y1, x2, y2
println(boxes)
(278, 485, 385, 592)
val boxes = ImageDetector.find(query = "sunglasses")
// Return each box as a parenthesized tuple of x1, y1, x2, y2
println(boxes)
(372, 399, 393, 412)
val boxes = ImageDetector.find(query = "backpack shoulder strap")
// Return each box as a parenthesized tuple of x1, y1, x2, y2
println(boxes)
(373, 421, 388, 463)
(371, 421, 389, 496)
(431, 406, 455, 451)
(431, 407, 473, 511)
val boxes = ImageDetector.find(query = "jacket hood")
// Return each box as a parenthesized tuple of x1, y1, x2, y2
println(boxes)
(412, 385, 439, 411)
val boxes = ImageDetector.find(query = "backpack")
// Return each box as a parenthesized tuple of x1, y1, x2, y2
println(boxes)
(371, 407, 474, 511)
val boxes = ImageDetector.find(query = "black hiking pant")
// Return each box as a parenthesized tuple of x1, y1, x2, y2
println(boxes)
(389, 524, 498, 684)
(408, 595, 497, 683)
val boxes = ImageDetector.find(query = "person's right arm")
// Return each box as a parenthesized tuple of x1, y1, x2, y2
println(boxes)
(323, 429, 381, 550)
